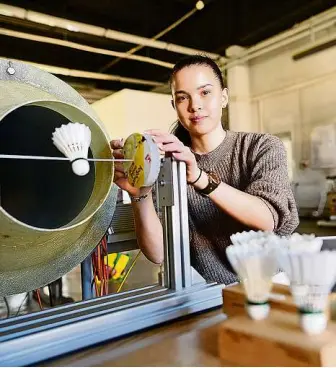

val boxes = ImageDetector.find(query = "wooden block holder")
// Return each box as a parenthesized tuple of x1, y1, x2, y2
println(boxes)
(222, 283, 333, 318)
(219, 284, 336, 366)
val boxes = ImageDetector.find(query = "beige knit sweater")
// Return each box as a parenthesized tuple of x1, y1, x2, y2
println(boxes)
(188, 130, 299, 285)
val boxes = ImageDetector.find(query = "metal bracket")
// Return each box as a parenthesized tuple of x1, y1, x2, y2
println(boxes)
(158, 157, 174, 206)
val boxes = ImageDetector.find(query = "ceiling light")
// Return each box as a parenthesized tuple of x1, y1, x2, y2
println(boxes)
(195, 1, 205, 11)
(66, 24, 79, 32)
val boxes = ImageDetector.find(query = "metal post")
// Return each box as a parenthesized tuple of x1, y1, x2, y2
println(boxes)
(81, 255, 94, 300)
(177, 161, 192, 287)
(159, 157, 183, 291)
(168, 159, 184, 290)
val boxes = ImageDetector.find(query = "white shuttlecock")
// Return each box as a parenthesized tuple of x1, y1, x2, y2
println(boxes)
(273, 233, 322, 253)
(52, 122, 91, 176)
(276, 249, 336, 335)
(230, 230, 278, 247)
(226, 242, 278, 320)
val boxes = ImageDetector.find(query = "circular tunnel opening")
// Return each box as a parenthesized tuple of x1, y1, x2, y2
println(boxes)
(0, 105, 95, 229)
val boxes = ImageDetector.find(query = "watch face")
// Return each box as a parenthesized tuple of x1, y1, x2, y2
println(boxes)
(207, 171, 221, 185)
(196, 170, 221, 196)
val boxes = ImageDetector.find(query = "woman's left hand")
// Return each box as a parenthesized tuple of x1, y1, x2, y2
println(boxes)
(145, 130, 200, 183)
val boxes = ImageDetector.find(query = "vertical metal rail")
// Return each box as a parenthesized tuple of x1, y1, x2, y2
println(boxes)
(159, 157, 183, 291)
(159, 158, 172, 288)
(161, 205, 170, 288)
(167, 159, 183, 291)
(177, 161, 192, 288)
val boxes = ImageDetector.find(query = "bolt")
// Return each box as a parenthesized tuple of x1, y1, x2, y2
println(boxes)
(6, 66, 15, 75)
(159, 180, 166, 186)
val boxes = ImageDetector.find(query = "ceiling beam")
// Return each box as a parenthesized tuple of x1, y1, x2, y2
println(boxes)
(222, 5, 336, 69)
(100, 6, 198, 72)
(1, 57, 165, 86)
(0, 3, 224, 60)
(0, 27, 174, 69)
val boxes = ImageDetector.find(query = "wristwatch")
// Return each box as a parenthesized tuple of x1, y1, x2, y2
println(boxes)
(196, 170, 221, 196)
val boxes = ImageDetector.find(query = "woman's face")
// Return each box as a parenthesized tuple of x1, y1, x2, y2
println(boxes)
(171, 64, 228, 138)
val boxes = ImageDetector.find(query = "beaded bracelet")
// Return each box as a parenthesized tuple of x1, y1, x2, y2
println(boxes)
(130, 187, 153, 202)
(188, 169, 202, 185)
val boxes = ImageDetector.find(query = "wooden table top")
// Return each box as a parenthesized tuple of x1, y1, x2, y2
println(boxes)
(43, 307, 227, 367)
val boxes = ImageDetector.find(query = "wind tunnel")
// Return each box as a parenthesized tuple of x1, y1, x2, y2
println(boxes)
(0, 59, 117, 296)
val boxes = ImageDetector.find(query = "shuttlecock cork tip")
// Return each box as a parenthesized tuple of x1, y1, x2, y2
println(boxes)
(72, 159, 90, 176)
(246, 302, 270, 320)
(300, 312, 327, 335)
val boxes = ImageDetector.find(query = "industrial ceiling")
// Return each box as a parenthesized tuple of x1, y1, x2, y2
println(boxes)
(1, 0, 335, 102)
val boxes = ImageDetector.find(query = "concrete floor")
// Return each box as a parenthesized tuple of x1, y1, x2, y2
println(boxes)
(1, 217, 336, 320)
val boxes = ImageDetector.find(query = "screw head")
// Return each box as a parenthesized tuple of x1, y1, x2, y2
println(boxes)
(7, 67, 15, 75)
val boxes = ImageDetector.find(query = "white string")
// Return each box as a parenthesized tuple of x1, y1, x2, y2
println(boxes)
(0, 154, 132, 162)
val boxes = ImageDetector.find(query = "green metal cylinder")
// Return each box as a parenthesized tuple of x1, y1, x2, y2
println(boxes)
(0, 59, 117, 296)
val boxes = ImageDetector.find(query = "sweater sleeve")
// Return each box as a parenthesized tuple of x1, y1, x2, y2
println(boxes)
(244, 134, 299, 235)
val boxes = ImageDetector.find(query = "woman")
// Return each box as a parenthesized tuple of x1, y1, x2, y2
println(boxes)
(111, 55, 299, 285)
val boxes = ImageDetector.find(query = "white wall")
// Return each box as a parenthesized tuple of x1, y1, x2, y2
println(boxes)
(225, 8, 336, 172)
(248, 37, 336, 169)
(92, 88, 176, 140)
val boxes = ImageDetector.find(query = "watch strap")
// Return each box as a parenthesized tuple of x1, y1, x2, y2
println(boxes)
(196, 171, 220, 196)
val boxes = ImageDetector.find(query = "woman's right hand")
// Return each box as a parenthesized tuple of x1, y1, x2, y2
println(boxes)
(144, 130, 200, 184)
(110, 138, 141, 197)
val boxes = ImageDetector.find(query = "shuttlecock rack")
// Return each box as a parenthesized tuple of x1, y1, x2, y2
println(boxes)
(219, 280, 336, 366)
(219, 231, 336, 366)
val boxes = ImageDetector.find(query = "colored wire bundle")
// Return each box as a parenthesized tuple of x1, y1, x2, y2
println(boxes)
(91, 235, 109, 296)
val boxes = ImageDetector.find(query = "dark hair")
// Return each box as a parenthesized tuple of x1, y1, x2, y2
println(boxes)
(169, 54, 226, 90)
(169, 55, 227, 146)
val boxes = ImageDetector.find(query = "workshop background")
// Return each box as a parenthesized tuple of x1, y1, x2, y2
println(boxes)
(1, 0, 336, 327)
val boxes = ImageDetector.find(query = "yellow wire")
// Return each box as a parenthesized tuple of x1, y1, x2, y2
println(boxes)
(116, 250, 142, 293)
